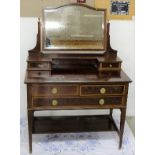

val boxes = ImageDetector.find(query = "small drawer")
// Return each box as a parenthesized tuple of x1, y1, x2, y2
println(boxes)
(31, 85, 79, 96)
(28, 71, 50, 78)
(32, 96, 122, 108)
(101, 63, 120, 68)
(80, 85, 125, 96)
(28, 62, 50, 69)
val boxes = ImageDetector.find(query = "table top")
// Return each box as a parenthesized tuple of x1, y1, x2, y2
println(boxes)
(25, 70, 131, 84)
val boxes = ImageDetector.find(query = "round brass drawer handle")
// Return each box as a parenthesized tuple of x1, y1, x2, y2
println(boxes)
(51, 88, 58, 94)
(99, 99, 105, 105)
(100, 88, 106, 94)
(52, 100, 58, 106)
(109, 64, 113, 68)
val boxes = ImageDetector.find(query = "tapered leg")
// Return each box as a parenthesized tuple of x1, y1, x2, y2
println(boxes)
(119, 108, 126, 149)
(28, 110, 33, 153)
(110, 109, 113, 118)
(108, 109, 113, 129)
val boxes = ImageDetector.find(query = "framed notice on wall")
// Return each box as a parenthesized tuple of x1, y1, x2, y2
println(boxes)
(111, 0, 129, 15)
(95, 0, 135, 20)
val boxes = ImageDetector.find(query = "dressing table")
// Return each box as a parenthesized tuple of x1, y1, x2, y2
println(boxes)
(24, 3, 131, 153)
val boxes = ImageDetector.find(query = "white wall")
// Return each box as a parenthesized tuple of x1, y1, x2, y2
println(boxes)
(20, 18, 38, 117)
(110, 20, 135, 116)
(20, 17, 135, 117)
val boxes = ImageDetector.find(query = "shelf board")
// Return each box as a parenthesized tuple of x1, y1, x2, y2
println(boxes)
(32, 115, 117, 134)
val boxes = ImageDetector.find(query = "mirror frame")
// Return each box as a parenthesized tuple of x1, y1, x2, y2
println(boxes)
(41, 3, 107, 54)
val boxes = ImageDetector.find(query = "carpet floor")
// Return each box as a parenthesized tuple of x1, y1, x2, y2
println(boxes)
(20, 117, 135, 155)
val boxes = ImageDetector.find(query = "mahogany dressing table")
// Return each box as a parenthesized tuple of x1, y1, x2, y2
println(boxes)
(24, 3, 132, 153)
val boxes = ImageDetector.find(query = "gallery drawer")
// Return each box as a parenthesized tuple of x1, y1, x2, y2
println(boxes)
(31, 85, 79, 96)
(32, 96, 123, 108)
(101, 62, 120, 69)
(80, 85, 125, 96)
(28, 62, 50, 70)
(28, 71, 50, 78)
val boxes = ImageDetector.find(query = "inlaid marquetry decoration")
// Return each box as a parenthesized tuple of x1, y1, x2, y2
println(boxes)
(95, 0, 135, 20)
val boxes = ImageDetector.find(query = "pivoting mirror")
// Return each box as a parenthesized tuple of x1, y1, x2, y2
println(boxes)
(42, 4, 106, 53)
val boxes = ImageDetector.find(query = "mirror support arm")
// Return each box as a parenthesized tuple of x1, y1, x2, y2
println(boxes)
(104, 22, 117, 58)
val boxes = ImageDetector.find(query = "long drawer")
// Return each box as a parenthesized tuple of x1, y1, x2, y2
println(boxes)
(31, 85, 79, 96)
(32, 96, 123, 108)
(80, 85, 125, 96)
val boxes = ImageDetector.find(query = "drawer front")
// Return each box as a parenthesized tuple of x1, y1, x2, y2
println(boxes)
(28, 71, 50, 77)
(32, 96, 122, 108)
(80, 85, 125, 96)
(31, 85, 79, 96)
(101, 63, 120, 69)
(28, 62, 50, 69)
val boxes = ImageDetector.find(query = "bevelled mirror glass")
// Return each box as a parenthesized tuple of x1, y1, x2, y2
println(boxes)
(42, 4, 106, 52)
